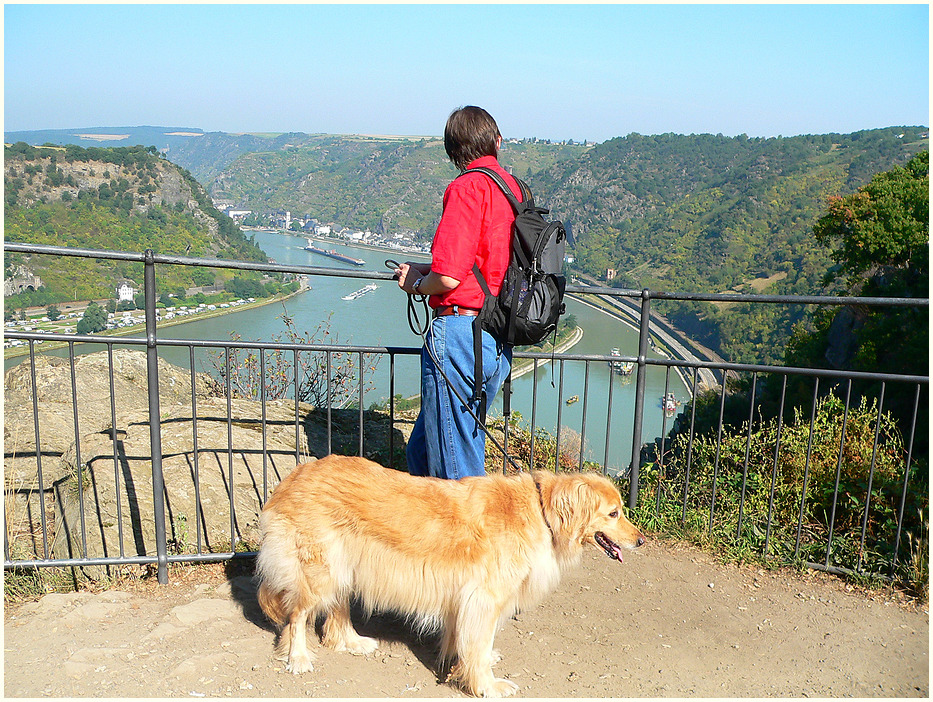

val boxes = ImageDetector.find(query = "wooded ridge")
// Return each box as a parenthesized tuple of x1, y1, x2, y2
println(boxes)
(3, 142, 270, 307)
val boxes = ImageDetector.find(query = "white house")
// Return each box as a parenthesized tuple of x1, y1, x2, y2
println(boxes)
(116, 280, 136, 302)
(226, 209, 252, 223)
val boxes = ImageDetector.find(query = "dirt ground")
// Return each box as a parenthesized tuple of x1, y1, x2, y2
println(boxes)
(3, 540, 928, 698)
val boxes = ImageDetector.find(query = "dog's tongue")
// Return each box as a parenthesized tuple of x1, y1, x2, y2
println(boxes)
(608, 543, 624, 562)
(596, 532, 625, 562)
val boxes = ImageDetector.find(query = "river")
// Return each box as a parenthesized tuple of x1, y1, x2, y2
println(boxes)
(7, 230, 689, 473)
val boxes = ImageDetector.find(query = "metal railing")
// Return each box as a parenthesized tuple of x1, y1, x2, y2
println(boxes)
(3, 242, 928, 587)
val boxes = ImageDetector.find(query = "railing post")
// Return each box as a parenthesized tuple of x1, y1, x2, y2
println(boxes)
(628, 289, 652, 510)
(144, 249, 169, 584)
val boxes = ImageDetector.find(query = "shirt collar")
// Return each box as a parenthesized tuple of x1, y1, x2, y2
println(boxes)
(466, 155, 500, 170)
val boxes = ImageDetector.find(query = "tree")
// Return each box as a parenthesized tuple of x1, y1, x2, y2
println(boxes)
(76, 302, 107, 334)
(226, 276, 265, 299)
(207, 312, 378, 409)
(783, 151, 929, 453)
(807, 151, 928, 374)
(813, 150, 928, 291)
(46, 305, 62, 321)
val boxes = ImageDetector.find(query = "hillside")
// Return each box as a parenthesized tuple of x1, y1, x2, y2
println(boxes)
(534, 128, 928, 361)
(207, 135, 589, 235)
(3, 142, 269, 308)
(2, 126, 251, 185)
(537, 128, 928, 290)
(204, 126, 926, 362)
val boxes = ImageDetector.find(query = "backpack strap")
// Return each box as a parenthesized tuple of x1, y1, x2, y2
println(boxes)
(462, 166, 547, 272)
(457, 167, 528, 426)
(459, 166, 529, 214)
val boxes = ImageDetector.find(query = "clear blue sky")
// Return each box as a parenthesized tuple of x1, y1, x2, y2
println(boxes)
(4, 4, 929, 142)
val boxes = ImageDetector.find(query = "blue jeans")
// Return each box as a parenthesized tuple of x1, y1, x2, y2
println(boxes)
(406, 315, 512, 479)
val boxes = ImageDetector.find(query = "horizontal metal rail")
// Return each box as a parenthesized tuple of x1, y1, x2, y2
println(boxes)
(7, 241, 927, 308)
(8, 328, 926, 386)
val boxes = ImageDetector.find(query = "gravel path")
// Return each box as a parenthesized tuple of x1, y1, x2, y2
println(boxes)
(4, 540, 927, 698)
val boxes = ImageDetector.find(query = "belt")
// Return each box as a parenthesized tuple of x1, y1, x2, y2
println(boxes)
(433, 305, 482, 318)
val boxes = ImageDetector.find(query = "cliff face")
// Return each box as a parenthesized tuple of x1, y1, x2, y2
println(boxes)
(4, 145, 218, 237)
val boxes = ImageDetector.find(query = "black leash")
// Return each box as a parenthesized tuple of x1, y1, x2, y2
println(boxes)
(385, 260, 524, 474)
(386, 259, 430, 336)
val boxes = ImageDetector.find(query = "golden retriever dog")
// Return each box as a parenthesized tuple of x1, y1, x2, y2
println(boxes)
(256, 454, 645, 697)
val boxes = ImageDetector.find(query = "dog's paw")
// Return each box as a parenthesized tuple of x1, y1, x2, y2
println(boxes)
(334, 635, 379, 655)
(285, 653, 314, 675)
(479, 678, 519, 698)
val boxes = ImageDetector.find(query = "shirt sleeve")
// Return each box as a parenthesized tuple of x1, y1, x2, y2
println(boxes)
(430, 177, 486, 282)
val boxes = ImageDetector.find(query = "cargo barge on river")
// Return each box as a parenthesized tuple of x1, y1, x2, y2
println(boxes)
(305, 239, 365, 266)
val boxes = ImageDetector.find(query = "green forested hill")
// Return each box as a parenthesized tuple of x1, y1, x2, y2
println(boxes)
(165, 131, 329, 186)
(208, 135, 589, 234)
(533, 128, 928, 362)
(3, 142, 269, 307)
(538, 128, 928, 293)
(204, 126, 927, 362)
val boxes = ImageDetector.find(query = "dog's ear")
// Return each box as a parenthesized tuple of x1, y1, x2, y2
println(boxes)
(537, 474, 601, 546)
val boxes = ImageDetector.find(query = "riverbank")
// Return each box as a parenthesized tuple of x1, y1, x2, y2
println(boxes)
(567, 286, 718, 393)
(509, 325, 585, 380)
(3, 286, 309, 362)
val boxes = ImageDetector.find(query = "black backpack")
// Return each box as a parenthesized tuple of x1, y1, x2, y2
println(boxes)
(459, 166, 568, 418)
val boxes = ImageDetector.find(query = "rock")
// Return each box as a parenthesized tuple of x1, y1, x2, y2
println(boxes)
(49, 397, 309, 576)
(6, 349, 408, 579)
(4, 349, 213, 456)
(171, 599, 240, 626)
(824, 306, 867, 369)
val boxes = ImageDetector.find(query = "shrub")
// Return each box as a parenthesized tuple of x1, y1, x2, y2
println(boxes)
(206, 309, 378, 409)
(633, 390, 928, 594)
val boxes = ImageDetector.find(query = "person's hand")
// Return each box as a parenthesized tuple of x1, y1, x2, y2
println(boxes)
(395, 262, 413, 292)
(396, 262, 430, 294)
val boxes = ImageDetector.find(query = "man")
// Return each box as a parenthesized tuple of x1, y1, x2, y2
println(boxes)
(395, 106, 520, 479)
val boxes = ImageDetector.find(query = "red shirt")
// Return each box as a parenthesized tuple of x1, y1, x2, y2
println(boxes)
(429, 155, 522, 309)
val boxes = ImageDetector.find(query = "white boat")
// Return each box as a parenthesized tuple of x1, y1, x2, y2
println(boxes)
(609, 347, 622, 369)
(610, 348, 635, 375)
(342, 283, 378, 301)
(662, 392, 680, 413)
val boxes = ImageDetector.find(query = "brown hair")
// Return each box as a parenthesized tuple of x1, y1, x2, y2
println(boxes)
(444, 106, 501, 171)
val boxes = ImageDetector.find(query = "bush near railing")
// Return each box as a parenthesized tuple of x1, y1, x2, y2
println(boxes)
(632, 390, 928, 598)
(205, 312, 380, 408)
(486, 411, 604, 476)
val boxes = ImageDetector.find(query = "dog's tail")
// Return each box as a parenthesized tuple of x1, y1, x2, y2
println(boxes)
(255, 510, 316, 627)
(257, 580, 289, 626)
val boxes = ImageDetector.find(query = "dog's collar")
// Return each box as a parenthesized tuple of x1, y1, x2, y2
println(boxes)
(534, 477, 556, 542)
